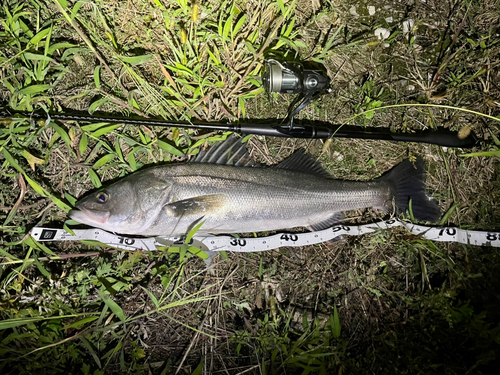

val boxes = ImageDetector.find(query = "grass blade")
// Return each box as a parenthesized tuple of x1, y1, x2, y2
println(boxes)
(98, 290, 126, 322)
(93, 153, 115, 169)
(88, 169, 102, 188)
(158, 139, 185, 157)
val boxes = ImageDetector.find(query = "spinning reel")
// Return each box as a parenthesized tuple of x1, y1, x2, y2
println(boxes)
(262, 59, 331, 129)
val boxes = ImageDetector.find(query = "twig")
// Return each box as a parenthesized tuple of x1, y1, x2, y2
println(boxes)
(175, 311, 210, 374)
(235, 365, 261, 375)
(0, 201, 46, 211)
(35, 202, 55, 219)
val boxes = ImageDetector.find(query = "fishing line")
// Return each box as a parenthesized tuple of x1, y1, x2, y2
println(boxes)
(32, 219, 500, 255)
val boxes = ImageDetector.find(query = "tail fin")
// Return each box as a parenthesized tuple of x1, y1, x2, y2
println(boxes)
(380, 158, 440, 222)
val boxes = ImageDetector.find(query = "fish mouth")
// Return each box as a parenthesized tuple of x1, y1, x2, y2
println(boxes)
(69, 207, 110, 224)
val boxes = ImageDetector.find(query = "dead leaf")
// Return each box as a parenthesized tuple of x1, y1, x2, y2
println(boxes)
(155, 55, 178, 90)
(69, 127, 76, 148)
(3, 174, 27, 226)
(21, 149, 44, 171)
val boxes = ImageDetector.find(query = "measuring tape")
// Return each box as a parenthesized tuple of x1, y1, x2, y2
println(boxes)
(31, 219, 500, 253)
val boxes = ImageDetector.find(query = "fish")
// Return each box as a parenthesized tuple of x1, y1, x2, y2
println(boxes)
(69, 137, 440, 236)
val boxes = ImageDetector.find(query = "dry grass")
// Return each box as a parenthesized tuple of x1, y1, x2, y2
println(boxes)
(1, 0, 500, 374)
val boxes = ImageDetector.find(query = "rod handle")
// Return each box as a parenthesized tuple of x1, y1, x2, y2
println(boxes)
(391, 130, 479, 148)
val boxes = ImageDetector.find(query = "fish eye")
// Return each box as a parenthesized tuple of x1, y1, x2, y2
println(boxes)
(96, 191, 109, 203)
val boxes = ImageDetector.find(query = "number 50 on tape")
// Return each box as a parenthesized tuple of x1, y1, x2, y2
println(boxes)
(31, 219, 500, 253)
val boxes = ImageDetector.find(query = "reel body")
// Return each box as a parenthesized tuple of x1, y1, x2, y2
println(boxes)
(262, 59, 331, 130)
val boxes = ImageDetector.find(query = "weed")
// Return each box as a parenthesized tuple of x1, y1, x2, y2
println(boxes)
(0, 0, 499, 374)
(232, 306, 345, 374)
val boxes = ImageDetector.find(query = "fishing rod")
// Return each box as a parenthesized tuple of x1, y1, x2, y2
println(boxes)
(1, 108, 479, 148)
(0, 108, 479, 148)
(0, 58, 482, 148)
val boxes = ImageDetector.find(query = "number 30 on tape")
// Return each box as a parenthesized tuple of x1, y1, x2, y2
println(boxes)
(31, 219, 500, 253)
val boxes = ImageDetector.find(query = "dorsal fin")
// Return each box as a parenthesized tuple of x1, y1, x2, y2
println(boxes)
(193, 136, 257, 167)
(276, 149, 332, 178)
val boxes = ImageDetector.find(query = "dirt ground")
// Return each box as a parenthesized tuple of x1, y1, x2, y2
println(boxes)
(1, 0, 500, 374)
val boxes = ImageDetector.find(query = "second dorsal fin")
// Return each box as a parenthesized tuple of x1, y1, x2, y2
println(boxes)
(193, 136, 257, 167)
(275, 149, 332, 178)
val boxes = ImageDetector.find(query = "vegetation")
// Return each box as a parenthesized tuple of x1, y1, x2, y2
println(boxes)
(1, 0, 499, 373)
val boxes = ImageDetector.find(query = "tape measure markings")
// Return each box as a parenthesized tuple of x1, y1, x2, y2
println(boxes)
(31, 219, 500, 253)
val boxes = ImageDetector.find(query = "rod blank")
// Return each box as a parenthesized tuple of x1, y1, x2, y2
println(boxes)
(0, 109, 479, 148)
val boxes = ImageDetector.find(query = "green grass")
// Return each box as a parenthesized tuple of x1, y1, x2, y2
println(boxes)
(1, 0, 500, 373)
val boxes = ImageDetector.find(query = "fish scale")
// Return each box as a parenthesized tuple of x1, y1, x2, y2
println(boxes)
(69, 137, 440, 236)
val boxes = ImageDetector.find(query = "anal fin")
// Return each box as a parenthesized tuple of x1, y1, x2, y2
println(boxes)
(306, 213, 346, 244)
(306, 212, 345, 232)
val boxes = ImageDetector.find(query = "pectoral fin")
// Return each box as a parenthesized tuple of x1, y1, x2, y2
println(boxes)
(164, 194, 226, 217)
